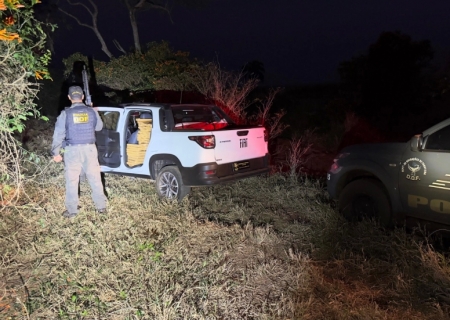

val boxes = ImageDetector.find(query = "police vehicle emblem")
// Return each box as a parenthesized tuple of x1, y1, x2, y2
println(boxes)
(401, 158, 427, 181)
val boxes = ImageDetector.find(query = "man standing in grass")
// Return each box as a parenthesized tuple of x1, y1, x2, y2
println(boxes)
(51, 86, 107, 218)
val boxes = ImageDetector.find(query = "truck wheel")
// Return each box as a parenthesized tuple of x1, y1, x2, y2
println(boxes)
(338, 179, 392, 227)
(155, 166, 190, 201)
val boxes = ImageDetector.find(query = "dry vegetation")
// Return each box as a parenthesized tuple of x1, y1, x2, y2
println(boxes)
(0, 41, 41, 206)
(1, 120, 450, 319)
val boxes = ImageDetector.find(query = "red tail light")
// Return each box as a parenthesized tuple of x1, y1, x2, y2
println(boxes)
(329, 153, 349, 173)
(188, 135, 215, 149)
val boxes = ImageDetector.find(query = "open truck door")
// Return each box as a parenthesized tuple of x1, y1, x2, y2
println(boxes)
(96, 108, 123, 169)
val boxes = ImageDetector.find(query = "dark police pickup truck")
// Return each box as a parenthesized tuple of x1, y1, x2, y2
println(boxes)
(327, 117, 450, 229)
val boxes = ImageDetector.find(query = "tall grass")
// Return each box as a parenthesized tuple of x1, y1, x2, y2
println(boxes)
(1, 123, 449, 319)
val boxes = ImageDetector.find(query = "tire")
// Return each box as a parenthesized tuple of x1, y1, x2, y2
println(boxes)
(155, 166, 191, 201)
(338, 179, 392, 227)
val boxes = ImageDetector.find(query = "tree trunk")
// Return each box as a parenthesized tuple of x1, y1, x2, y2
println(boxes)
(93, 23, 113, 58)
(59, 1, 114, 59)
(129, 8, 142, 54)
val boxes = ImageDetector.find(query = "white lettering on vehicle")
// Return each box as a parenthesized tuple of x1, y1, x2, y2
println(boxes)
(429, 174, 450, 190)
(408, 194, 450, 214)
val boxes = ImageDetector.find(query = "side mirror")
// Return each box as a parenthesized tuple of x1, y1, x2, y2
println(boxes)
(410, 134, 423, 152)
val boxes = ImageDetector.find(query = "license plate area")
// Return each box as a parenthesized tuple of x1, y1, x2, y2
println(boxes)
(232, 161, 250, 172)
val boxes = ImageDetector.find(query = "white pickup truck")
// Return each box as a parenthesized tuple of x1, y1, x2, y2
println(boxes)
(95, 103, 270, 200)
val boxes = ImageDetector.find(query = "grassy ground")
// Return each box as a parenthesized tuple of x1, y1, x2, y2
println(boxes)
(1, 119, 450, 319)
(1, 165, 450, 319)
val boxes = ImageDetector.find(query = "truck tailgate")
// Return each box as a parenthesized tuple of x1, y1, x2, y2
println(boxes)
(214, 127, 267, 164)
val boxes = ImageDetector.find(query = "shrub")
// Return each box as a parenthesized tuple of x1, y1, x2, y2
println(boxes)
(0, 0, 53, 206)
(63, 41, 198, 92)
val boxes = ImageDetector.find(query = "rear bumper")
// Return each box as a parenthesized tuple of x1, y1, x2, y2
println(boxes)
(180, 154, 270, 186)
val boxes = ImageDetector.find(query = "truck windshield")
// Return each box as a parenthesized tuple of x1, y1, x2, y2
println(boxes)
(171, 105, 229, 130)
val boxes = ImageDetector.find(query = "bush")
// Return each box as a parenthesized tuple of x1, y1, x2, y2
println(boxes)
(0, 0, 52, 206)
(63, 41, 198, 92)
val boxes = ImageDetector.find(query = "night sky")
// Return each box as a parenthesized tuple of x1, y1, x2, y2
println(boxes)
(53, 0, 450, 86)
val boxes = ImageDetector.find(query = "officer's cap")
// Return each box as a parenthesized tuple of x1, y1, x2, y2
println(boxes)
(68, 86, 84, 100)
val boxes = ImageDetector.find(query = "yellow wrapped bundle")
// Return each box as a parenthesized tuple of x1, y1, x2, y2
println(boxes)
(136, 119, 152, 144)
(126, 119, 153, 166)
(126, 144, 147, 166)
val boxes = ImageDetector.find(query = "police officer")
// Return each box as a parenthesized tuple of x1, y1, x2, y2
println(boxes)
(51, 86, 107, 218)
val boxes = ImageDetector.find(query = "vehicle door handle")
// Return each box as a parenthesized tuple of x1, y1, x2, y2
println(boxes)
(237, 130, 249, 136)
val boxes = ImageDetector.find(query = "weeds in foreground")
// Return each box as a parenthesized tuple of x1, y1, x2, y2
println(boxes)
(1, 166, 449, 319)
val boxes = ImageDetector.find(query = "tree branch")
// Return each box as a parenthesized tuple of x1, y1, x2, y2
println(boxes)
(113, 39, 127, 55)
(136, 0, 173, 23)
(59, 0, 113, 58)
(58, 7, 94, 30)
(66, 0, 95, 17)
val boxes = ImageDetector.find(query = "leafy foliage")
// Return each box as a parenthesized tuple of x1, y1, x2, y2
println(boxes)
(1, 0, 53, 81)
(63, 41, 198, 91)
(0, 0, 53, 206)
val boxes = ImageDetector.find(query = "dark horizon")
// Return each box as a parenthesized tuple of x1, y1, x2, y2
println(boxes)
(50, 0, 450, 87)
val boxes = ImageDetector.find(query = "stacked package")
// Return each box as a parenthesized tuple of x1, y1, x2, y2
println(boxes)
(126, 119, 152, 167)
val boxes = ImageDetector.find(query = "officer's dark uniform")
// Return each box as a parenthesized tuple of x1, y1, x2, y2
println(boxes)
(51, 86, 107, 217)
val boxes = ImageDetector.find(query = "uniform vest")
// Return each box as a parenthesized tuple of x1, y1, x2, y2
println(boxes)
(65, 103, 97, 145)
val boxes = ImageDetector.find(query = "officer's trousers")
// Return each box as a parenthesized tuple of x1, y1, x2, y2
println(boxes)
(64, 144, 107, 214)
